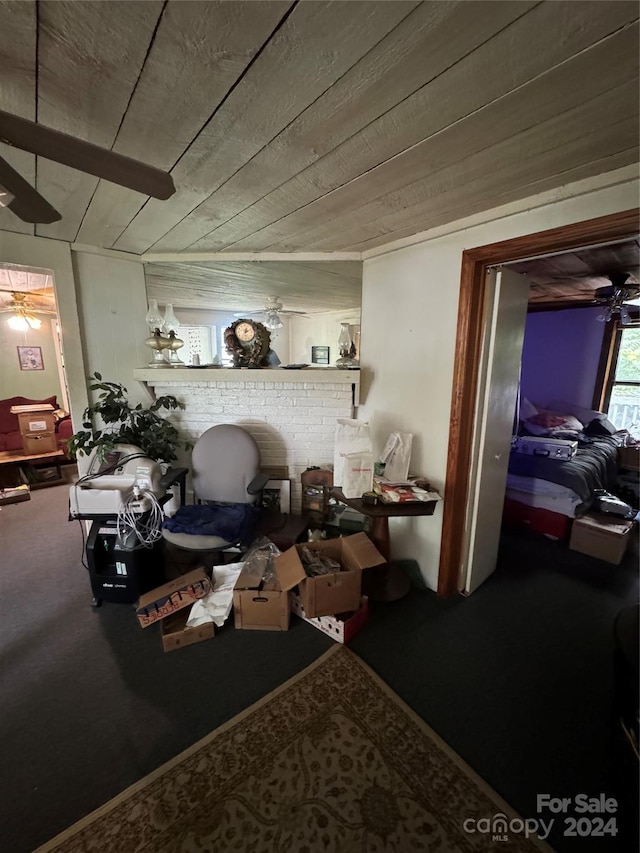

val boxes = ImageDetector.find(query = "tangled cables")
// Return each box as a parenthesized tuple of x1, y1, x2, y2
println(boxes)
(116, 487, 164, 548)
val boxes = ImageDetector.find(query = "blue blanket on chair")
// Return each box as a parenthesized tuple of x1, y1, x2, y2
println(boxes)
(163, 503, 258, 543)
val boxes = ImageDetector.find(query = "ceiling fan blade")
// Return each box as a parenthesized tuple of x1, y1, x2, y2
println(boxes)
(0, 155, 61, 223)
(0, 110, 175, 200)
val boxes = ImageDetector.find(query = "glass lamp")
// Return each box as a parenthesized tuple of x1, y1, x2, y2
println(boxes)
(336, 322, 358, 369)
(145, 298, 163, 332)
(162, 303, 185, 365)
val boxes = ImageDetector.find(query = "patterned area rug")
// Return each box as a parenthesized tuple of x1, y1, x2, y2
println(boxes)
(36, 646, 551, 853)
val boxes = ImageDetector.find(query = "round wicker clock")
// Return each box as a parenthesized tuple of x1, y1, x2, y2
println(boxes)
(224, 319, 271, 367)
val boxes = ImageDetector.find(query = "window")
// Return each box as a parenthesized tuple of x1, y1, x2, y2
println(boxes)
(598, 325, 640, 439)
(177, 325, 217, 365)
(219, 327, 233, 367)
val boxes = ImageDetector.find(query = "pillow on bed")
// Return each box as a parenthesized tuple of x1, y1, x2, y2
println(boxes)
(519, 396, 539, 421)
(546, 399, 607, 427)
(583, 416, 617, 436)
(522, 409, 583, 437)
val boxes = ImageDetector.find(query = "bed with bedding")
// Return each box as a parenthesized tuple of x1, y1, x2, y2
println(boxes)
(503, 399, 621, 539)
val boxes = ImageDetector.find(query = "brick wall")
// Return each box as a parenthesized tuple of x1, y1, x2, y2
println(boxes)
(151, 378, 356, 512)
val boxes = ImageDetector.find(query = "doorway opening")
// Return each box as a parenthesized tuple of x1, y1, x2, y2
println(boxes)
(0, 263, 76, 489)
(438, 208, 639, 597)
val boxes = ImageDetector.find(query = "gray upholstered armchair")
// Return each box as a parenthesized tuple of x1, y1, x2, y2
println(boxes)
(161, 424, 268, 569)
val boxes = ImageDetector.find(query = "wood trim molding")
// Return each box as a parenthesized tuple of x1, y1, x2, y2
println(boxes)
(437, 207, 639, 597)
(591, 320, 619, 412)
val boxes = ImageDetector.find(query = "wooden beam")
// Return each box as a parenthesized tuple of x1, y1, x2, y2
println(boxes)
(141, 251, 361, 263)
(437, 208, 639, 597)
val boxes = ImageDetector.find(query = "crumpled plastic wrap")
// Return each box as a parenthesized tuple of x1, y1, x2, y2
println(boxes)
(186, 562, 244, 628)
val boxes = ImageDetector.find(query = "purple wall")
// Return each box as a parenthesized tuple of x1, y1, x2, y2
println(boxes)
(520, 307, 604, 409)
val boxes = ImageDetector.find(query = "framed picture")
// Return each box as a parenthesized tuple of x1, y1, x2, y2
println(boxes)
(17, 346, 44, 371)
(311, 345, 330, 365)
(260, 479, 291, 514)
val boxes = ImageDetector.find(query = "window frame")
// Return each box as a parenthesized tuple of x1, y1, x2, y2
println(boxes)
(593, 320, 640, 419)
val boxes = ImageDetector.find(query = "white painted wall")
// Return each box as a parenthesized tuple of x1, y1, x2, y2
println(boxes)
(72, 251, 151, 408)
(289, 309, 361, 366)
(360, 167, 639, 590)
(0, 310, 63, 402)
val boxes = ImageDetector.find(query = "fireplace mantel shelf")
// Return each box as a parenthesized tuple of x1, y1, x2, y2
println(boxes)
(133, 367, 361, 404)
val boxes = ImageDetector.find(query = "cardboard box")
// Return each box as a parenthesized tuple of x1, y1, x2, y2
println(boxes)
(290, 592, 369, 644)
(15, 408, 55, 435)
(274, 532, 386, 618)
(0, 467, 30, 506)
(233, 560, 292, 631)
(569, 513, 635, 565)
(618, 446, 640, 472)
(161, 608, 214, 652)
(22, 431, 57, 455)
(136, 567, 212, 628)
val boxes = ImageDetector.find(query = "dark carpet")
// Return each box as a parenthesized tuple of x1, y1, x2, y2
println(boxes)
(0, 482, 637, 853)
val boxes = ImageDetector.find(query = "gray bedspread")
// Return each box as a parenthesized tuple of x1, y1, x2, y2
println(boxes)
(507, 436, 619, 505)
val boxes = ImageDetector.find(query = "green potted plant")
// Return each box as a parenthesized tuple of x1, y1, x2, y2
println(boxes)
(67, 373, 191, 463)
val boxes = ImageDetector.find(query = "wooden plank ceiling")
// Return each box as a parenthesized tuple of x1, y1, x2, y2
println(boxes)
(510, 238, 640, 306)
(0, 0, 638, 255)
(144, 259, 363, 313)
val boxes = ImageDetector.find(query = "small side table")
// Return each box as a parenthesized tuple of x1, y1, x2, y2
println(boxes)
(329, 488, 439, 600)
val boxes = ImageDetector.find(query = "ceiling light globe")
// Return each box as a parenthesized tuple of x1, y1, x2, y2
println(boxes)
(265, 314, 283, 330)
(8, 315, 29, 331)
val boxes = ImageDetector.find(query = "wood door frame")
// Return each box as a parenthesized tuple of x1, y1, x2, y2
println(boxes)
(437, 208, 640, 597)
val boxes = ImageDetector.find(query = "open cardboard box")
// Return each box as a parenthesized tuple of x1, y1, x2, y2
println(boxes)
(0, 466, 30, 506)
(569, 512, 635, 565)
(161, 608, 214, 652)
(274, 532, 386, 618)
(290, 592, 369, 644)
(136, 567, 212, 628)
(233, 568, 290, 631)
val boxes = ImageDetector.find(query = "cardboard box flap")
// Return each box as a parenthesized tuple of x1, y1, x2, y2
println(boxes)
(302, 533, 385, 572)
(137, 567, 209, 610)
(576, 514, 633, 537)
(234, 561, 266, 591)
(342, 531, 387, 570)
(274, 548, 308, 591)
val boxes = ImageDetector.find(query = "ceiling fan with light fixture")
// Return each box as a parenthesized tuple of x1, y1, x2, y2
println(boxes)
(593, 273, 640, 326)
(0, 291, 56, 330)
(234, 296, 309, 331)
(0, 109, 175, 224)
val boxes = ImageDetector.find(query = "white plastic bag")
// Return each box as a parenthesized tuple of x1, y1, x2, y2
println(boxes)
(379, 432, 413, 483)
(334, 419, 372, 491)
(342, 451, 374, 499)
